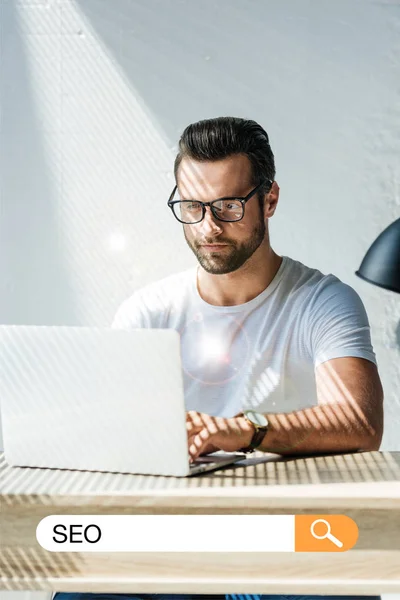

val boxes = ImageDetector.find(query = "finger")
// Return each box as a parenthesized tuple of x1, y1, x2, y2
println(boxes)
(188, 434, 219, 456)
(188, 428, 210, 451)
(186, 411, 206, 428)
(186, 410, 203, 421)
(187, 411, 217, 428)
(187, 415, 221, 439)
(187, 433, 198, 448)
(189, 430, 212, 461)
(186, 420, 203, 434)
(204, 419, 219, 436)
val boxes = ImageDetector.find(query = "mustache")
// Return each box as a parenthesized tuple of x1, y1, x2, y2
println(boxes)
(197, 239, 234, 245)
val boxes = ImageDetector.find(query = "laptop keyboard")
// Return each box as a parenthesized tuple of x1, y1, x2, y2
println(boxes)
(190, 454, 242, 469)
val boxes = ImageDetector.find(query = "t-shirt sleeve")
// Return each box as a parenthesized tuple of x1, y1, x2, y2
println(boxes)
(308, 279, 377, 367)
(111, 292, 146, 330)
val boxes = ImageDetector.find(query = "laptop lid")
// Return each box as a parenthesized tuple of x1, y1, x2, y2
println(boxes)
(0, 326, 191, 476)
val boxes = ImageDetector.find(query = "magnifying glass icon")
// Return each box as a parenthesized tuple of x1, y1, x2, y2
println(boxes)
(310, 519, 343, 548)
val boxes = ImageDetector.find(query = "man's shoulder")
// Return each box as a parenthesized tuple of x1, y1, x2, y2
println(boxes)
(284, 256, 364, 313)
(284, 256, 340, 291)
(140, 266, 195, 292)
(112, 267, 196, 328)
(123, 267, 196, 305)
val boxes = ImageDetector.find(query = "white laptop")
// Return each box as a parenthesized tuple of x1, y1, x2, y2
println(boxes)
(0, 326, 244, 477)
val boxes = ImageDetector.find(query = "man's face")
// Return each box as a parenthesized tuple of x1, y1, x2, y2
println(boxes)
(176, 154, 267, 275)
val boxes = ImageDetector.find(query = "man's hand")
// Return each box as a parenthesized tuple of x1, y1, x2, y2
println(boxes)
(186, 411, 254, 462)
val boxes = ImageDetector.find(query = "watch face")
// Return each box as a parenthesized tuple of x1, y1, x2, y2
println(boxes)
(244, 410, 268, 427)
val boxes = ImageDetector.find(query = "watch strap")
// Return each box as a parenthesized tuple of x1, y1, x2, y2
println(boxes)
(239, 426, 268, 454)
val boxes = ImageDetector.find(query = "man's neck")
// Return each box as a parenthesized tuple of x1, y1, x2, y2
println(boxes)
(196, 248, 283, 307)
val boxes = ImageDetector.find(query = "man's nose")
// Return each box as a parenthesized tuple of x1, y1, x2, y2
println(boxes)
(200, 207, 223, 235)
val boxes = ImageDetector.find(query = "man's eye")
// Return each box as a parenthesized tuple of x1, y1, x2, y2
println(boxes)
(186, 202, 201, 211)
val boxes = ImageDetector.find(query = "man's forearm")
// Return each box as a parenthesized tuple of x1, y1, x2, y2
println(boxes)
(187, 393, 383, 460)
(258, 403, 382, 455)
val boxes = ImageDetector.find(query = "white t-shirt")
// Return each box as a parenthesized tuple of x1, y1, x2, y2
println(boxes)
(112, 256, 376, 418)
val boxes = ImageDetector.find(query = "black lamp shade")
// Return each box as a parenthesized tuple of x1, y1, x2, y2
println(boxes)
(355, 218, 400, 294)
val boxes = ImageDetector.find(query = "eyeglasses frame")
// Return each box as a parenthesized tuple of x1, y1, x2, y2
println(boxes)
(167, 179, 273, 224)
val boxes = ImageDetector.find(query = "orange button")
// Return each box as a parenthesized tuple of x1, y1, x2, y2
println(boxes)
(295, 515, 358, 552)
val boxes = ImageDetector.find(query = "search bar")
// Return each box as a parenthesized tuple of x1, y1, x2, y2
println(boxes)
(36, 514, 358, 552)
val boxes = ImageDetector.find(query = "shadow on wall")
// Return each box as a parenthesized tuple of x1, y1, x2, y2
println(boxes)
(0, 0, 77, 326)
(73, 0, 397, 151)
(74, 0, 295, 140)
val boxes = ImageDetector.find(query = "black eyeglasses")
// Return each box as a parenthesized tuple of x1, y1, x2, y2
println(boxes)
(167, 180, 273, 224)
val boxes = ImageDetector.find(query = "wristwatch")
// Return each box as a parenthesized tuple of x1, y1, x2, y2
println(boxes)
(239, 410, 269, 453)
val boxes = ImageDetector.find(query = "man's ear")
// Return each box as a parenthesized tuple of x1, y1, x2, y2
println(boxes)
(263, 181, 279, 219)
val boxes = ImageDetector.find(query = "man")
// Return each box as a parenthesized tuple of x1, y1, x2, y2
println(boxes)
(55, 117, 383, 600)
(113, 116, 383, 463)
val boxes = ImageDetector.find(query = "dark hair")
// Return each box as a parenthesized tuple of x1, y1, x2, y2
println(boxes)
(174, 117, 275, 199)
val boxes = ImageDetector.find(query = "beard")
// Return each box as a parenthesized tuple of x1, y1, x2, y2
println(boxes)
(184, 218, 266, 275)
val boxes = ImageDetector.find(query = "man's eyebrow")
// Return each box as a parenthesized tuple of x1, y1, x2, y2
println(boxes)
(177, 189, 247, 200)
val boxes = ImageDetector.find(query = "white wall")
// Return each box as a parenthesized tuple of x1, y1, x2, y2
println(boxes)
(1, 3, 399, 599)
